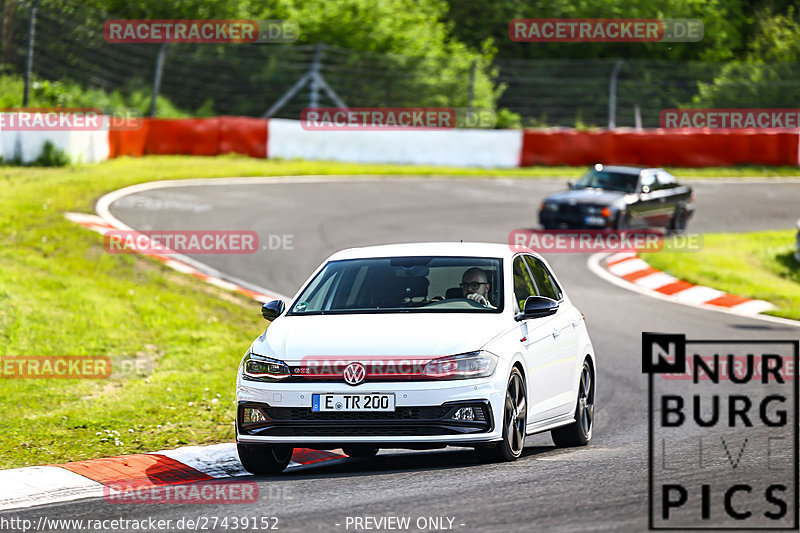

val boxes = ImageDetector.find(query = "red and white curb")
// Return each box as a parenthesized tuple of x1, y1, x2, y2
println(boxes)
(602, 251, 775, 315)
(0, 444, 345, 510)
(64, 212, 286, 303)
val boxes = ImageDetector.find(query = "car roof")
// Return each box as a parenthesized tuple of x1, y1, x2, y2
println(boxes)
(328, 242, 520, 261)
(596, 165, 663, 174)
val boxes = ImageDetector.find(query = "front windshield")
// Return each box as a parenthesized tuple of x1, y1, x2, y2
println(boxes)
(575, 170, 639, 193)
(289, 256, 503, 314)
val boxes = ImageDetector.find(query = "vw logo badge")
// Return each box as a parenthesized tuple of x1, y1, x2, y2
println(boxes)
(343, 362, 366, 386)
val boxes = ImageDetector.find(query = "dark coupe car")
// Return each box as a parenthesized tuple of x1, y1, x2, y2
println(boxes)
(539, 165, 694, 231)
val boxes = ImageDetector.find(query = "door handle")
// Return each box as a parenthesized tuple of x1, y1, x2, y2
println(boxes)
(571, 320, 579, 328)
(552, 327, 560, 339)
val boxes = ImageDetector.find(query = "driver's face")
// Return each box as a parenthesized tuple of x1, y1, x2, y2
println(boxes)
(461, 273, 490, 299)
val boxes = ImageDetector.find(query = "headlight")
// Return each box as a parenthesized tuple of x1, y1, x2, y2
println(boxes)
(242, 352, 291, 382)
(423, 351, 498, 379)
(584, 205, 603, 215)
(543, 202, 559, 212)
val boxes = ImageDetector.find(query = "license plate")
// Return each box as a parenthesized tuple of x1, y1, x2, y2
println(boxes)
(584, 215, 605, 225)
(311, 393, 395, 412)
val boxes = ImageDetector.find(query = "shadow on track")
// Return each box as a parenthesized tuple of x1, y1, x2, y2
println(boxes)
(245, 445, 559, 481)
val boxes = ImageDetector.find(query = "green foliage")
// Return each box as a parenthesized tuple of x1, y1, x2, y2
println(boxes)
(495, 108, 522, 129)
(693, 8, 800, 107)
(443, 0, 748, 62)
(2, 140, 70, 167)
(33, 141, 71, 167)
(249, 0, 497, 110)
(38, 0, 499, 113)
(749, 7, 800, 63)
(0, 74, 191, 117)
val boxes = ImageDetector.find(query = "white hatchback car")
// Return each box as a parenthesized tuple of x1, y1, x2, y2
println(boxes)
(236, 243, 596, 473)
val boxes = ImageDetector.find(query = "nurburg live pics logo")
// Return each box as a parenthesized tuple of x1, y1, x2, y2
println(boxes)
(642, 333, 799, 530)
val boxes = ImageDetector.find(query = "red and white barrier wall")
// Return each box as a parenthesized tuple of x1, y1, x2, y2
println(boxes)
(266, 118, 523, 167)
(0, 125, 109, 164)
(11, 116, 800, 167)
(519, 128, 800, 167)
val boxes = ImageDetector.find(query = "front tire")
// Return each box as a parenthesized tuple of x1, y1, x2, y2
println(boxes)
(476, 367, 526, 463)
(668, 207, 688, 234)
(237, 444, 293, 474)
(614, 210, 631, 230)
(551, 361, 594, 447)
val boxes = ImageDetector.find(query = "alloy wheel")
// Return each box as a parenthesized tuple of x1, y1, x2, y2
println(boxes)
(505, 371, 527, 456)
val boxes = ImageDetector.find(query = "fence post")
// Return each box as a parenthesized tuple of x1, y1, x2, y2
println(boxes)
(263, 42, 346, 117)
(607, 59, 624, 130)
(309, 42, 324, 108)
(467, 59, 476, 116)
(149, 43, 168, 117)
(22, 0, 43, 106)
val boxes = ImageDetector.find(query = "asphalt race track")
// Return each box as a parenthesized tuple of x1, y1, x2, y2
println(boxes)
(9, 177, 800, 531)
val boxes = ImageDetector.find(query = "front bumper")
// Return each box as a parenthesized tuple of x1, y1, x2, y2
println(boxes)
(539, 208, 613, 229)
(236, 378, 504, 446)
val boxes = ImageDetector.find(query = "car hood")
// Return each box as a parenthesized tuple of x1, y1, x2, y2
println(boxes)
(546, 188, 628, 206)
(250, 312, 511, 363)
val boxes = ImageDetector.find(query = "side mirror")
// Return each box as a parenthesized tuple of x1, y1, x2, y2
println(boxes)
(567, 179, 576, 189)
(515, 296, 559, 321)
(641, 185, 651, 194)
(261, 300, 286, 321)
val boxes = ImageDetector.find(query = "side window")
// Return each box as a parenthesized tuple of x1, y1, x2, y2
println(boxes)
(525, 256, 562, 301)
(512, 256, 538, 310)
(657, 170, 677, 188)
(641, 172, 662, 191)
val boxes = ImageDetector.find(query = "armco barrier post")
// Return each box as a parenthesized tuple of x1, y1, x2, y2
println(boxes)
(795, 218, 800, 264)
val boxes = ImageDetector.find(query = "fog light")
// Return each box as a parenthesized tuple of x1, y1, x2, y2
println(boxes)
(242, 407, 267, 423)
(452, 407, 476, 421)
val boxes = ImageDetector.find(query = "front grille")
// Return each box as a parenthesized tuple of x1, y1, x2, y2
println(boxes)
(541, 205, 584, 226)
(560, 204, 584, 216)
(263, 406, 451, 421)
(257, 425, 461, 437)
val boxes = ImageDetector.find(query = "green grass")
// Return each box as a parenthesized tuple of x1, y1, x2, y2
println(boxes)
(641, 231, 800, 320)
(2, 156, 800, 469)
